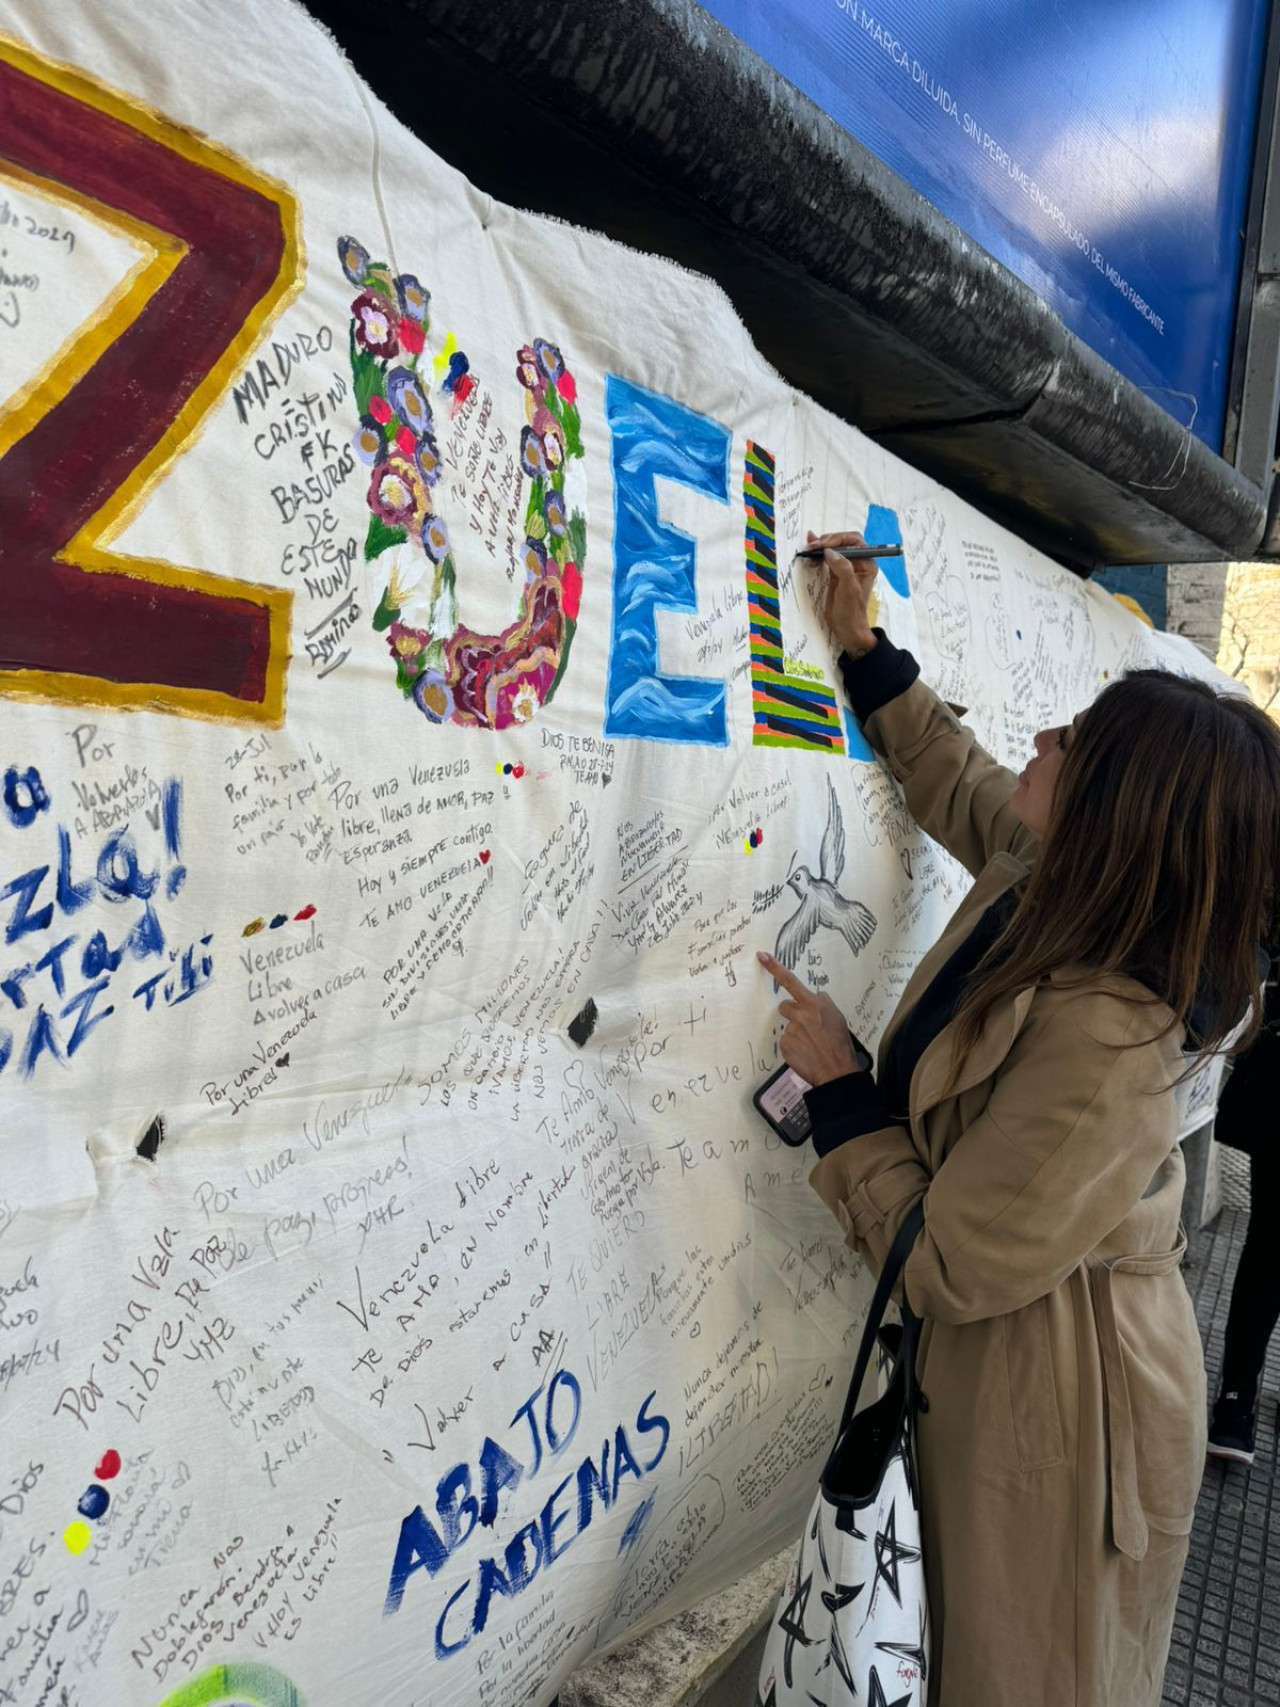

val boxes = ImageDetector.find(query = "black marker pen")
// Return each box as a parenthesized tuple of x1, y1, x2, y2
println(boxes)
(794, 544, 904, 562)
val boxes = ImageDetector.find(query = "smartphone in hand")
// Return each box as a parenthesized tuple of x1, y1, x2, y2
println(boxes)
(753, 1035, 873, 1147)
(753, 1064, 814, 1146)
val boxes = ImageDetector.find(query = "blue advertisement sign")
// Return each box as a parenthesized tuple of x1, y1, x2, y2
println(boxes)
(699, 0, 1270, 452)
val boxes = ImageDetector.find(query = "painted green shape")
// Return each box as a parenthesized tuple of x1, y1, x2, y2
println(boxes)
(743, 479, 773, 505)
(371, 587, 401, 631)
(754, 731, 836, 750)
(764, 669, 835, 693)
(744, 546, 776, 570)
(544, 615, 577, 706)
(754, 702, 831, 727)
(567, 510, 588, 569)
(349, 328, 381, 417)
(364, 513, 408, 563)
(155, 1660, 304, 1707)
(560, 402, 584, 458)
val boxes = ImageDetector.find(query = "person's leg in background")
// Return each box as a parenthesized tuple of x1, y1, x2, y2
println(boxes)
(1209, 1137, 1280, 1465)
(1208, 973, 1280, 1469)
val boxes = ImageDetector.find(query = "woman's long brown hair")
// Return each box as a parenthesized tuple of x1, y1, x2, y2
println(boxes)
(940, 669, 1280, 1097)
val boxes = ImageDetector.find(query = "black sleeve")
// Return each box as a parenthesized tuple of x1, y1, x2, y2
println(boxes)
(838, 628, 921, 725)
(804, 1071, 892, 1158)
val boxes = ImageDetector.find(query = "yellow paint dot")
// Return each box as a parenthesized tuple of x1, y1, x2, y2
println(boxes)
(64, 1521, 91, 1554)
(1111, 591, 1154, 628)
(744, 838, 753, 854)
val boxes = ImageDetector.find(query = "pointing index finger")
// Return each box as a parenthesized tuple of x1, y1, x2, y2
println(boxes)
(757, 950, 812, 1001)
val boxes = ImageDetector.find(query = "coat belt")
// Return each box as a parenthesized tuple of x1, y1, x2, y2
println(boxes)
(1088, 1234, 1188, 1563)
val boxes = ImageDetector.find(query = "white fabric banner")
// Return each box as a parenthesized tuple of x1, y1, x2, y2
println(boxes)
(0, 5, 1231, 1704)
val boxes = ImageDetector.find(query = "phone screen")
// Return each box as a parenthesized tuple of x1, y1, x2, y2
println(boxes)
(752, 1036, 874, 1147)
(753, 1064, 814, 1146)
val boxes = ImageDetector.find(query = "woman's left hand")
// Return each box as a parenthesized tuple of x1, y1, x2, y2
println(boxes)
(758, 951, 864, 1085)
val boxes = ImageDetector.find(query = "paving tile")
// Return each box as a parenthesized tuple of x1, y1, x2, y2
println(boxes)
(1163, 1176, 1280, 1706)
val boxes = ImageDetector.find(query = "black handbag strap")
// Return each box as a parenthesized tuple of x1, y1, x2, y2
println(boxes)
(838, 1200, 926, 1437)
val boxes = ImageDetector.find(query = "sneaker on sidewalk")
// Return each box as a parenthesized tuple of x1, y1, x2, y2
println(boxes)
(1206, 1390, 1257, 1466)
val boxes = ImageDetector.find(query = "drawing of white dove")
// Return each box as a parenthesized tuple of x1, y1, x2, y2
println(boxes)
(773, 775, 877, 980)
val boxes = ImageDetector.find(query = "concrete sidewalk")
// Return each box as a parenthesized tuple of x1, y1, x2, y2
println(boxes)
(1167, 1150, 1279, 1706)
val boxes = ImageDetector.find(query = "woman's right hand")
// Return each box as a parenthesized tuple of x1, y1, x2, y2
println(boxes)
(807, 529, 879, 657)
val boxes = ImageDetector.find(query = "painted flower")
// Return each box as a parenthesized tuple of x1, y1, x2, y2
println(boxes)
(509, 680, 540, 725)
(422, 514, 451, 563)
(396, 274, 430, 322)
(369, 394, 393, 425)
(386, 367, 432, 436)
(388, 554, 441, 628)
(562, 562, 582, 622)
(522, 537, 548, 581)
(543, 489, 568, 537)
(541, 419, 565, 468)
(352, 417, 385, 465)
(399, 318, 425, 356)
(557, 370, 577, 406)
(516, 345, 544, 395)
(368, 454, 427, 529)
(388, 620, 430, 662)
(532, 405, 557, 438)
(520, 428, 548, 479)
(414, 668, 455, 724)
(352, 291, 400, 358)
(533, 339, 564, 383)
(394, 423, 418, 457)
(415, 432, 443, 485)
(338, 235, 370, 286)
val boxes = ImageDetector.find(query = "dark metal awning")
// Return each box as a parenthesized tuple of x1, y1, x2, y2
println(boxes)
(304, 0, 1280, 571)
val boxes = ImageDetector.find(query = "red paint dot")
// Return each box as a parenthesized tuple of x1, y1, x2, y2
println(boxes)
(294, 904, 317, 921)
(512, 764, 525, 779)
(479, 850, 491, 864)
(94, 1450, 121, 1480)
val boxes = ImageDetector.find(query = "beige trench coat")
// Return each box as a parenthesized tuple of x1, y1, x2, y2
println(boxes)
(811, 676, 1206, 1707)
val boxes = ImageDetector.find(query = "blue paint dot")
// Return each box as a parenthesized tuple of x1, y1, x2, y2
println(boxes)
(1016, 629, 1022, 640)
(269, 913, 288, 929)
(842, 708, 876, 763)
(503, 764, 512, 775)
(77, 1485, 109, 1520)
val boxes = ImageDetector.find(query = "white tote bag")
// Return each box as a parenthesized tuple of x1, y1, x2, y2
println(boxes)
(758, 1205, 930, 1707)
